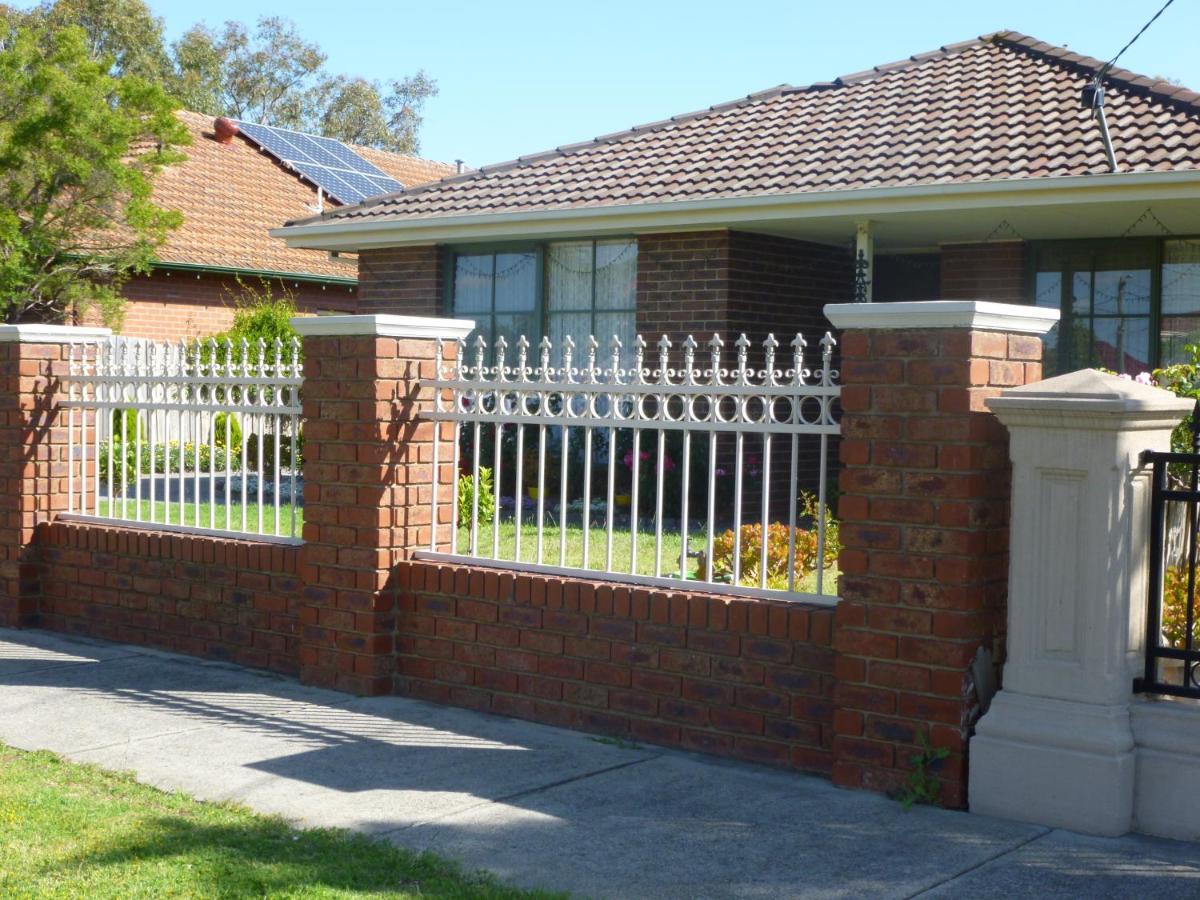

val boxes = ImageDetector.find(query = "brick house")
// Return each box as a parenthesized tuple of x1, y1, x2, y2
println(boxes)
(100, 110, 455, 340)
(275, 31, 1200, 378)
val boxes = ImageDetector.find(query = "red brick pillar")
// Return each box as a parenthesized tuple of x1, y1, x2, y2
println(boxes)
(293, 314, 471, 694)
(0, 325, 110, 627)
(823, 301, 1057, 807)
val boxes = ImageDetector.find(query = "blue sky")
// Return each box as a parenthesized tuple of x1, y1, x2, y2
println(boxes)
(144, 0, 1199, 167)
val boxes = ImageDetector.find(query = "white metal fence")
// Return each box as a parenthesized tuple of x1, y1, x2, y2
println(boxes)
(61, 336, 304, 543)
(420, 331, 841, 602)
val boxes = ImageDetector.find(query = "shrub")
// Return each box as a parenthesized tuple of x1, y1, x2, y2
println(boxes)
(1161, 565, 1198, 649)
(457, 467, 496, 528)
(710, 493, 840, 589)
(212, 412, 242, 449)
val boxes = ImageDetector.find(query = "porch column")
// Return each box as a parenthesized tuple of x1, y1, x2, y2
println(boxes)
(969, 371, 1190, 835)
(824, 300, 1057, 807)
(292, 314, 472, 694)
(0, 324, 109, 627)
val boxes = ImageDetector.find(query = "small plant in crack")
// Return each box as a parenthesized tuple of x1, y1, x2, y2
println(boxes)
(896, 730, 949, 809)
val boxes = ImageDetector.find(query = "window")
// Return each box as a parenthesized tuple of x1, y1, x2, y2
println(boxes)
(449, 239, 637, 361)
(450, 250, 538, 351)
(1032, 242, 1155, 375)
(1161, 239, 1200, 365)
(545, 240, 637, 359)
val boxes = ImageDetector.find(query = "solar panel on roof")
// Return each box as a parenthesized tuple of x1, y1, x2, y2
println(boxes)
(234, 120, 404, 205)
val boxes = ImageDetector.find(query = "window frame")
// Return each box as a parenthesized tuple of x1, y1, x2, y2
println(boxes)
(442, 238, 638, 348)
(1024, 236, 1200, 374)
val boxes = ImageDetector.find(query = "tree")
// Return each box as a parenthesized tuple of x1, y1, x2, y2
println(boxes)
(315, 70, 437, 153)
(170, 15, 437, 153)
(38, 0, 173, 83)
(0, 20, 187, 324)
(172, 17, 325, 128)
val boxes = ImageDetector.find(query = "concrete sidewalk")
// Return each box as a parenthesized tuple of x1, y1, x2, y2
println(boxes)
(2, 627, 1198, 899)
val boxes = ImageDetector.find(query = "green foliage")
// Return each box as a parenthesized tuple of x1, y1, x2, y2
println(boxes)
(210, 278, 302, 363)
(1152, 343, 1200, 456)
(458, 467, 496, 528)
(1161, 565, 1199, 649)
(0, 19, 187, 324)
(99, 439, 242, 486)
(212, 412, 242, 449)
(710, 493, 841, 589)
(896, 731, 950, 810)
(36, 0, 174, 82)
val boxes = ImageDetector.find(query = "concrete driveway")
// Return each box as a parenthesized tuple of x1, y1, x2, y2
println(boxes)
(2, 627, 1198, 899)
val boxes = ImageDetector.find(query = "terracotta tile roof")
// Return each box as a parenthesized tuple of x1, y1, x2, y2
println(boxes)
(296, 32, 1200, 228)
(152, 111, 455, 278)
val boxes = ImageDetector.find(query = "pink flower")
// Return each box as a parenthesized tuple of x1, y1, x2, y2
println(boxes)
(664, 455, 677, 472)
(1135, 372, 1155, 386)
(715, 467, 727, 477)
(623, 449, 651, 468)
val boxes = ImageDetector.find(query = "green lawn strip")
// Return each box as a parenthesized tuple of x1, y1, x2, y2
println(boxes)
(97, 500, 302, 539)
(0, 743, 558, 899)
(459, 522, 838, 596)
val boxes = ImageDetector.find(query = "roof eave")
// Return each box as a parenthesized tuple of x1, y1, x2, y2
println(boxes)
(271, 169, 1200, 251)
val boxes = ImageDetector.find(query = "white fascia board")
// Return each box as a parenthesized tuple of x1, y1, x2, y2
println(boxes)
(0, 324, 112, 343)
(824, 301, 1060, 334)
(271, 169, 1200, 251)
(291, 314, 475, 340)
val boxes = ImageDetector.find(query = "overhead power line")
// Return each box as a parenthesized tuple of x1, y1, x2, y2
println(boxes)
(1098, 0, 1177, 80)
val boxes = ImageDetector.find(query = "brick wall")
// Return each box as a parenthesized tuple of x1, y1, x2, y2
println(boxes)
(0, 341, 74, 627)
(939, 242, 1027, 304)
(38, 521, 302, 675)
(297, 333, 456, 695)
(636, 232, 732, 342)
(112, 270, 357, 341)
(833, 326, 1042, 807)
(397, 560, 836, 772)
(636, 230, 850, 341)
(357, 246, 444, 315)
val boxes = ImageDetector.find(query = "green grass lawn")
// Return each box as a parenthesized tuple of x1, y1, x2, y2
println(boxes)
(97, 500, 303, 539)
(0, 743, 556, 899)
(459, 521, 837, 595)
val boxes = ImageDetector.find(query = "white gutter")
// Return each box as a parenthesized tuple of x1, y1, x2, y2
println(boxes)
(271, 169, 1200, 251)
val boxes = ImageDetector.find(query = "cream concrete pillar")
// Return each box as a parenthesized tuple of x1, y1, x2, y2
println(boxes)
(968, 369, 1192, 836)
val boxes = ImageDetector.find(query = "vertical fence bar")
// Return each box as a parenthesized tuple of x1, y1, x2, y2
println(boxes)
(558, 336, 574, 567)
(134, 343, 144, 522)
(106, 347, 114, 518)
(1144, 457, 1167, 689)
(119, 345, 129, 521)
(492, 336, 507, 559)
(148, 345, 157, 524)
(513, 337, 529, 563)
(431, 340, 443, 552)
(705, 335, 722, 585)
(787, 335, 804, 592)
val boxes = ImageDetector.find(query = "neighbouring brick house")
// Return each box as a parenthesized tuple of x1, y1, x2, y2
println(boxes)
(92, 110, 455, 340)
(276, 31, 1200, 378)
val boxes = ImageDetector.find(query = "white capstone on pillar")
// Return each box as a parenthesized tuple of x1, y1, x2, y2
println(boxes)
(968, 369, 1192, 836)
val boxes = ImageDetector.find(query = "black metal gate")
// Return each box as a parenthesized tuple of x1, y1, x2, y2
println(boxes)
(1137, 411, 1200, 698)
